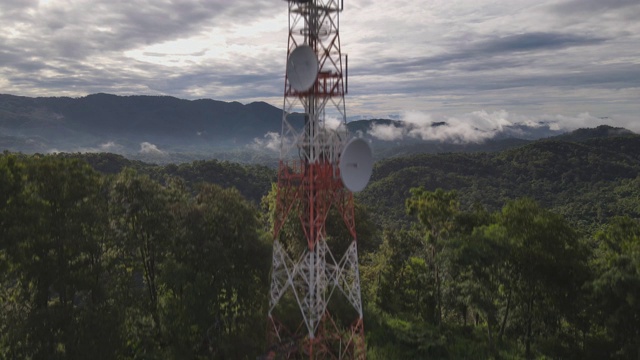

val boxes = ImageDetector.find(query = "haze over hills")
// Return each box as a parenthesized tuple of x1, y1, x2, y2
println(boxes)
(0, 93, 627, 163)
(0, 93, 283, 157)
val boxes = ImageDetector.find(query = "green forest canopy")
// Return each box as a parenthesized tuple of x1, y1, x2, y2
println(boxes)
(2, 129, 640, 359)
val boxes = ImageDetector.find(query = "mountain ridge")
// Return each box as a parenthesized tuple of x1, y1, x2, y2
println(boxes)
(1, 93, 633, 163)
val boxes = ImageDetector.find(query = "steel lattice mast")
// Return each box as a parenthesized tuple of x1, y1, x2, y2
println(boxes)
(266, 0, 366, 358)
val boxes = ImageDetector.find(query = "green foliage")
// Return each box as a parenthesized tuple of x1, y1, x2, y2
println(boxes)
(591, 217, 640, 359)
(68, 152, 276, 205)
(492, 199, 589, 359)
(358, 135, 640, 234)
(0, 154, 270, 359)
(406, 188, 459, 243)
(0, 155, 115, 359)
(160, 159, 275, 204)
(4, 131, 640, 359)
(364, 189, 595, 359)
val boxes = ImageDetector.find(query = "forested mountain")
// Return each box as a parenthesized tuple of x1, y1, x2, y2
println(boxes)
(59, 152, 275, 204)
(0, 93, 284, 139)
(0, 93, 283, 155)
(358, 128, 640, 233)
(2, 125, 640, 359)
(57, 125, 640, 229)
(2, 93, 567, 163)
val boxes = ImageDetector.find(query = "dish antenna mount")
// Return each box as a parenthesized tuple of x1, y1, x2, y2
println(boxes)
(340, 138, 373, 192)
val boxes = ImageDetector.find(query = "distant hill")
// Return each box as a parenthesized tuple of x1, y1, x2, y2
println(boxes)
(0, 93, 283, 156)
(14, 124, 639, 233)
(357, 129, 640, 233)
(3, 93, 630, 165)
(549, 124, 634, 142)
(371, 137, 533, 159)
(57, 152, 275, 204)
(370, 125, 638, 159)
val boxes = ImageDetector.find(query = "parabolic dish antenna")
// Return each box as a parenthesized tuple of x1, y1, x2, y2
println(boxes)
(286, 45, 318, 92)
(339, 138, 373, 192)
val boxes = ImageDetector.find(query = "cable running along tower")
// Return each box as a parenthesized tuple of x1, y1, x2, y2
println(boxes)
(267, 0, 372, 358)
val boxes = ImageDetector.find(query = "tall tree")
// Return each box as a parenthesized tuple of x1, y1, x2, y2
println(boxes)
(406, 188, 460, 324)
(161, 183, 270, 359)
(592, 217, 640, 359)
(497, 198, 588, 359)
(0, 155, 112, 358)
(108, 168, 175, 357)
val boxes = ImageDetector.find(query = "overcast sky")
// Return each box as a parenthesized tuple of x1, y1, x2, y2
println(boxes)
(1, 0, 639, 132)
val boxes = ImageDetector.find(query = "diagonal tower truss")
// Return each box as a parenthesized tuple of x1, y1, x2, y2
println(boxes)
(266, 1, 366, 359)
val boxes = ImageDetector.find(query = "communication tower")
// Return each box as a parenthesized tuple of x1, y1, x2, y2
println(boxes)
(266, 0, 372, 358)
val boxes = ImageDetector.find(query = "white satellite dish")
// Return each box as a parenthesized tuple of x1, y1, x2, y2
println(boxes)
(286, 45, 318, 92)
(339, 138, 373, 192)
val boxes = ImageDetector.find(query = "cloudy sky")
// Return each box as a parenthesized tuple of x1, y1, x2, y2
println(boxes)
(1, 0, 639, 132)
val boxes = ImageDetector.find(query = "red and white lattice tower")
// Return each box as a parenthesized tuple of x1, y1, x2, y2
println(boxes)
(266, 0, 367, 358)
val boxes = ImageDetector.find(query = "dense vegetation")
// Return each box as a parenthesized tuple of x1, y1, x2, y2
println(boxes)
(362, 190, 640, 359)
(359, 132, 640, 233)
(2, 129, 640, 359)
(0, 154, 270, 359)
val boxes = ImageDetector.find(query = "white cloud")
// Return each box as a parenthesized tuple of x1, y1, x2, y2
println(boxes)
(367, 109, 627, 144)
(403, 111, 499, 143)
(75, 142, 124, 153)
(251, 131, 280, 152)
(369, 123, 405, 141)
(99, 141, 124, 152)
(139, 141, 166, 155)
(546, 112, 604, 131)
(324, 116, 346, 131)
(394, 110, 525, 143)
